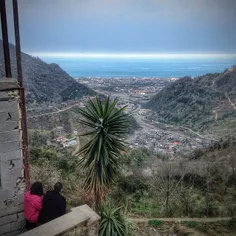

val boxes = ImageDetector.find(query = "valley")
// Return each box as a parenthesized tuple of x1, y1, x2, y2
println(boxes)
(26, 66, 236, 156)
(76, 76, 222, 155)
(1, 1, 236, 235)
(1, 43, 236, 236)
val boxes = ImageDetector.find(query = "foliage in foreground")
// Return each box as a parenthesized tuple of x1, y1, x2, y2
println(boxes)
(99, 200, 130, 236)
(75, 96, 129, 208)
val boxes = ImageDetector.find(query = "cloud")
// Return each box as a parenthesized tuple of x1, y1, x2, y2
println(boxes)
(2, 0, 236, 53)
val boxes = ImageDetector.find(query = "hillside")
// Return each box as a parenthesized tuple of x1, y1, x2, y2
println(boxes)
(144, 66, 236, 137)
(0, 41, 95, 103)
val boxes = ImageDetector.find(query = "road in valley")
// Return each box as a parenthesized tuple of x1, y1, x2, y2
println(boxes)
(27, 102, 81, 118)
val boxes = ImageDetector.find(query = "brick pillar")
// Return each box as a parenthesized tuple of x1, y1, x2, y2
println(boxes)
(0, 78, 25, 236)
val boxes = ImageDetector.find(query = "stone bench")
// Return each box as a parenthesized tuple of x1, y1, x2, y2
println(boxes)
(19, 205, 100, 236)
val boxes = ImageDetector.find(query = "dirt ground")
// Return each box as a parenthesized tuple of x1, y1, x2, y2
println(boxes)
(132, 221, 236, 236)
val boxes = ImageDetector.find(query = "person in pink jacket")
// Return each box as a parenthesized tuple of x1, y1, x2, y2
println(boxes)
(24, 181, 44, 230)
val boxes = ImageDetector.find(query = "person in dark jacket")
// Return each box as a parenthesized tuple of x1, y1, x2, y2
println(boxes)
(38, 182, 66, 224)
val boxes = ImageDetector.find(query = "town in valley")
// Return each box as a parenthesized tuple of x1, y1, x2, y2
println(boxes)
(27, 77, 214, 156)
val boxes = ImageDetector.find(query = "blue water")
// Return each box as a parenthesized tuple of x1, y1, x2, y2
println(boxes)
(41, 57, 236, 78)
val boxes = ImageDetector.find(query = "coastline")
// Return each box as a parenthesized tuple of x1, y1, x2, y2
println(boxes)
(41, 57, 236, 78)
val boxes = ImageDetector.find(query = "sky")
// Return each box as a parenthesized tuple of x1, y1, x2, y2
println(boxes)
(1, 0, 236, 55)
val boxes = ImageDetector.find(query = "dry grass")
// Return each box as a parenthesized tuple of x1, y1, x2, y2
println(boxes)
(30, 158, 62, 191)
(30, 158, 95, 210)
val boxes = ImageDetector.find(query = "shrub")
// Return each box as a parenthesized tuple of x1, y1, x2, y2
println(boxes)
(148, 220, 163, 227)
(225, 218, 236, 230)
(196, 222, 208, 232)
(30, 148, 57, 161)
(30, 159, 62, 191)
(183, 173, 206, 190)
(57, 158, 70, 172)
(99, 200, 130, 236)
(117, 175, 148, 195)
(183, 221, 198, 228)
(227, 173, 236, 187)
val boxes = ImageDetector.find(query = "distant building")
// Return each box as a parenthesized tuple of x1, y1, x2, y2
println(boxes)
(62, 139, 77, 148)
(172, 141, 180, 145)
(46, 140, 52, 146)
(171, 134, 179, 141)
(79, 102, 85, 107)
(138, 109, 151, 116)
(53, 126, 65, 138)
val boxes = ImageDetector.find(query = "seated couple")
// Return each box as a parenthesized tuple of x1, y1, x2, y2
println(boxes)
(24, 182, 66, 230)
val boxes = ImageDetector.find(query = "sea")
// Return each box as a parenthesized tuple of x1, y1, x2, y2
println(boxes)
(41, 56, 236, 78)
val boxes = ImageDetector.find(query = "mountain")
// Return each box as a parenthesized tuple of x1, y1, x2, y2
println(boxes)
(0, 41, 95, 103)
(144, 66, 236, 137)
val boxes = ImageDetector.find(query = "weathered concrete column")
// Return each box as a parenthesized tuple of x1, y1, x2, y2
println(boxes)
(0, 78, 25, 236)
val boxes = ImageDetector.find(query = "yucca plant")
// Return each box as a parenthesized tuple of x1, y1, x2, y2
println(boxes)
(99, 200, 129, 236)
(75, 96, 129, 208)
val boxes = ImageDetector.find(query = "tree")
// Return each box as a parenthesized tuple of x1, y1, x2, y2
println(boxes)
(76, 97, 129, 209)
(29, 130, 47, 147)
(150, 161, 185, 217)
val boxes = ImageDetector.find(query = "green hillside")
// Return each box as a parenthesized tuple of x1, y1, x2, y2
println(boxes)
(144, 66, 236, 137)
(0, 41, 95, 103)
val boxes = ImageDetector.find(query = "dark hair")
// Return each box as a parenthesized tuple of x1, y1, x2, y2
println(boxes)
(30, 181, 43, 197)
(54, 182, 63, 193)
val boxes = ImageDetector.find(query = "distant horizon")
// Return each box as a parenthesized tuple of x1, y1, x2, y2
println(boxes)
(41, 54, 236, 78)
(31, 52, 236, 59)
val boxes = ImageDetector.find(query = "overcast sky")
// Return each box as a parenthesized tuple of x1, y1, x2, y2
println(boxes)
(1, 0, 236, 54)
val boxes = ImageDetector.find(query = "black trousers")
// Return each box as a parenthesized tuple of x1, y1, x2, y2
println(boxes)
(25, 220, 37, 230)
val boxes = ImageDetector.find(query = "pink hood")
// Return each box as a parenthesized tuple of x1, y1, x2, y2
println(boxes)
(24, 191, 42, 223)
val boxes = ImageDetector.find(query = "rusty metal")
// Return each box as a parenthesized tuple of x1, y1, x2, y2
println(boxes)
(12, 0, 30, 190)
(19, 88, 30, 190)
(12, 0, 22, 85)
(0, 0, 12, 77)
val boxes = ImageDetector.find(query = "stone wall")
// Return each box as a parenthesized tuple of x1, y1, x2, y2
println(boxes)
(61, 222, 99, 236)
(0, 78, 25, 236)
(19, 205, 100, 236)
